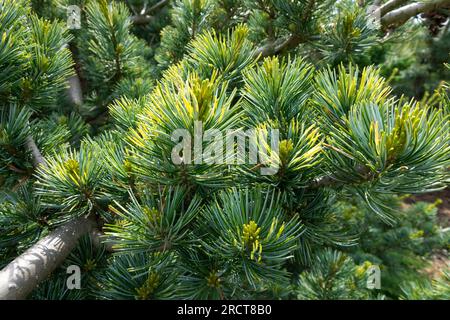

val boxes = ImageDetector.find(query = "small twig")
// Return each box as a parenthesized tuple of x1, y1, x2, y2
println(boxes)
(7, 164, 26, 174)
(253, 34, 302, 58)
(131, 0, 170, 25)
(147, 0, 170, 13)
(310, 165, 372, 189)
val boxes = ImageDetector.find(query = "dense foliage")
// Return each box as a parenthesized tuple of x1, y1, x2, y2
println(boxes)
(0, 0, 449, 300)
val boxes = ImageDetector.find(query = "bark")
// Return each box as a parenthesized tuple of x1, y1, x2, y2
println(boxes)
(131, 0, 169, 25)
(145, 0, 170, 13)
(381, 0, 450, 27)
(25, 136, 47, 168)
(68, 74, 83, 107)
(254, 34, 302, 58)
(131, 15, 154, 25)
(378, 0, 409, 16)
(90, 229, 115, 253)
(0, 215, 96, 300)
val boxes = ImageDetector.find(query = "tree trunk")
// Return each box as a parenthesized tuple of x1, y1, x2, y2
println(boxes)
(0, 215, 96, 300)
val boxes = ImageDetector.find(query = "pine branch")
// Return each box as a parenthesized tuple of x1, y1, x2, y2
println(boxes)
(0, 215, 96, 300)
(1, 136, 104, 299)
(381, 0, 450, 27)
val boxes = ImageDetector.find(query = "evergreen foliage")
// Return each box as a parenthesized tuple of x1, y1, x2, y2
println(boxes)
(0, 0, 449, 300)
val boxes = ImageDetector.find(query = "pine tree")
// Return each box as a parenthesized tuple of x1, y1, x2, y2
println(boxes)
(0, 0, 449, 300)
